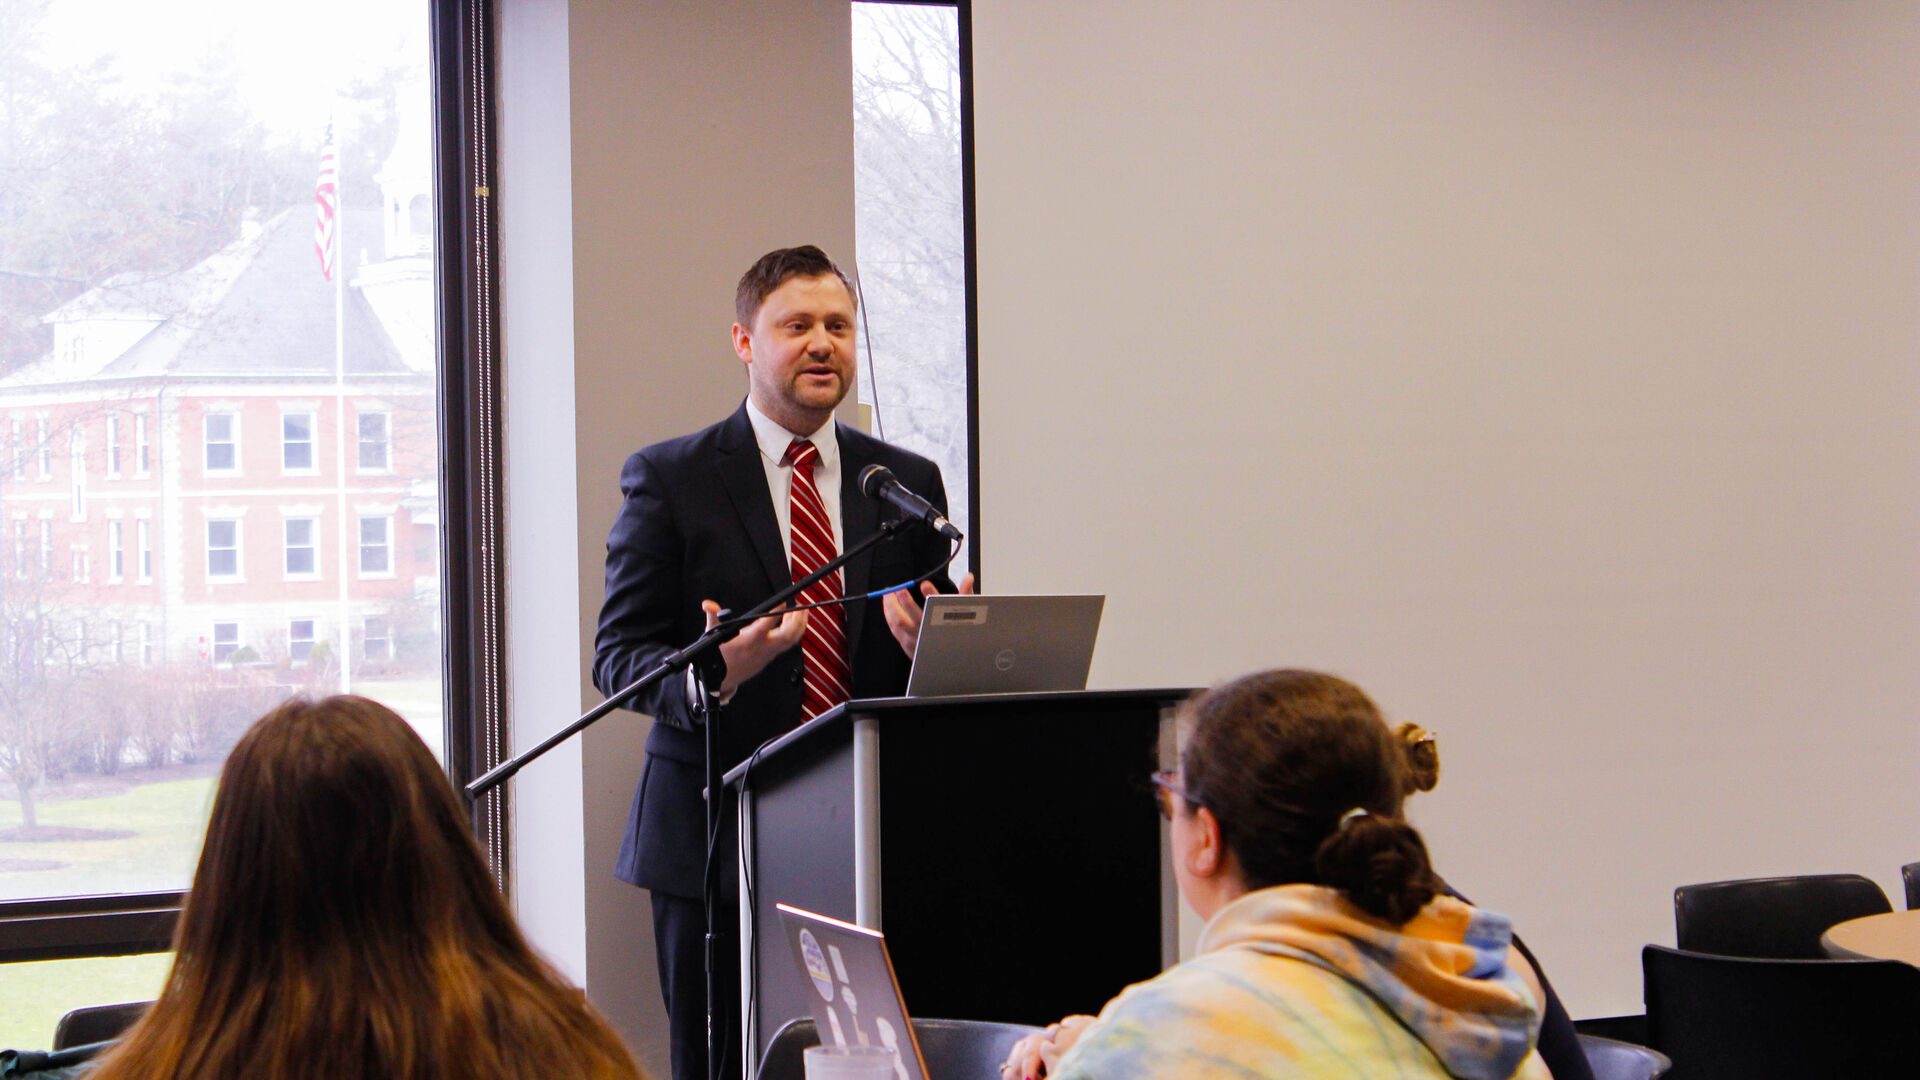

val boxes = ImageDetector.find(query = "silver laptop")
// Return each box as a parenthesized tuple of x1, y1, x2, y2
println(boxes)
(904, 594, 1103, 698)
(779, 903, 931, 1080)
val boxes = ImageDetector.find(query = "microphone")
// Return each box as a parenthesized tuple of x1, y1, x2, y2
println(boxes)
(859, 465, 962, 541)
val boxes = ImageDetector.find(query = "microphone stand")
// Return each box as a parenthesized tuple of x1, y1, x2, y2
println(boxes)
(465, 516, 911, 1080)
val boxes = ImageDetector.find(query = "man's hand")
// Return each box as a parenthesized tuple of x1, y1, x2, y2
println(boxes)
(882, 572, 976, 657)
(703, 599, 807, 697)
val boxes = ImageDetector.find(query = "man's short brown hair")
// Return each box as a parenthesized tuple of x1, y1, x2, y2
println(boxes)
(734, 245, 855, 326)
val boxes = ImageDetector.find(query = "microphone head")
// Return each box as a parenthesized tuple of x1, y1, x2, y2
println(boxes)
(858, 464, 896, 498)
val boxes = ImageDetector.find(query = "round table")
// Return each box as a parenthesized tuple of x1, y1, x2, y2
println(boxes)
(1821, 910, 1920, 964)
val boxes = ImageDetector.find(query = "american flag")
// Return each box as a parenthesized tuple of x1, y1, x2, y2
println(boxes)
(314, 126, 338, 281)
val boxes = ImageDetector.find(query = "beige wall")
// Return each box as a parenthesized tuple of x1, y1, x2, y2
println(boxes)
(501, 0, 856, 1070)
(504, 0, 1920, 1034)
(972, 1, 1920, 1015)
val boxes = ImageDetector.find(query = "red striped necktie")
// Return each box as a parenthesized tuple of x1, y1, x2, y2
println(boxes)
(784, 438, 851, 720)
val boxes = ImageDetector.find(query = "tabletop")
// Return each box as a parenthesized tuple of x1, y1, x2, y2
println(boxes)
(1821, 909, 1920, 964)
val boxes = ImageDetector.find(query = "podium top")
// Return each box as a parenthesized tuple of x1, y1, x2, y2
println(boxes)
(721, 687, 1195, 788)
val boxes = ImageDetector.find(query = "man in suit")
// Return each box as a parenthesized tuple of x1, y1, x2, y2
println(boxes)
(594, 246, 966, 1080)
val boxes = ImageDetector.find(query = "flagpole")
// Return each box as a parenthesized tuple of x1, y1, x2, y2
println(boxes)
(327, 120, 354, 695)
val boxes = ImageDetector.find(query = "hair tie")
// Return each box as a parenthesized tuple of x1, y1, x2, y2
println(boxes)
(1339, 807, 1369, 827)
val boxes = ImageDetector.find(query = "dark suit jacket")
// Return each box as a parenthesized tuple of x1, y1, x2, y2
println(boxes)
(595, 403, 955, 898)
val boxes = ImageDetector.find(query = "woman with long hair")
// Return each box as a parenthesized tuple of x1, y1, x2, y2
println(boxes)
(1004, 670, 1550, 1080)
(88, 696, 643, 1080)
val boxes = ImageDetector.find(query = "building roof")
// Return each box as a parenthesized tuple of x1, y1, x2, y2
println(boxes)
(2, 206, 415, 391)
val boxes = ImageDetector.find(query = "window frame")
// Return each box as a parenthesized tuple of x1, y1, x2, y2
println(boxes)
(203, 410, 240, 475)
(288, 617, 317, 663)
(356, 513, 394, 578)
(355, 409, 392, 473)
(283, 516, 320, 579)
(0, 0, 511, 966)
(136, 516, 153, 583)
(210, 621, 241, 664)
(108, 518, 125, 583)
(205, 518, 244, 582)
(281, 410, 318, 474)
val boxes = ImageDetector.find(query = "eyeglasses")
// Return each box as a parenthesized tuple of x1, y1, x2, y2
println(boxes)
(1150, 770, 1201, 819)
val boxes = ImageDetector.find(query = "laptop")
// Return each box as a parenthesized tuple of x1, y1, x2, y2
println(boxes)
(778, 903, 930, 1080)
(904, 594, 1104, 698)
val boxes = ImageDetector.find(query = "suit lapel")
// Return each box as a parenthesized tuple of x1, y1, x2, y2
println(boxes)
(716, 406, 788, 593)
(838, 432, 881, 653)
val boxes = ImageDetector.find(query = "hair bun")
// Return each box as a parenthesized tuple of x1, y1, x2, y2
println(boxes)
(1314, 814, 1438, 925)
(1395, 722, 1440, 794)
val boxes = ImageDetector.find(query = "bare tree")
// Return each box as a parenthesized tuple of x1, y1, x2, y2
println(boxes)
(852, 3, 969, 531)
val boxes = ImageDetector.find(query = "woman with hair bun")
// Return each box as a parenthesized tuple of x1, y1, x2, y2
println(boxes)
(1393, 723, 1594, 1080)
(1004, 670, 1549, 1080)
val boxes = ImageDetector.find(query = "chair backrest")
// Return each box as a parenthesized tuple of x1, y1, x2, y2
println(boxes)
(52, 1001, 150, 1051)
(1672, 873, 1891, 958)
(756, 1016, 1041, 1080)
(1901, 862, 1920, 911)
(1577, 1033, 1671, 1080)
(1642, 945, 1920, 1079)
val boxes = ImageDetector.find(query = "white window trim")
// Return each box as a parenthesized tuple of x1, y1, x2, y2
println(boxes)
(107, 520, 124, 584)
(355, 409, 393, 475)
(280, 410, 319, 476)
(206, 518, 245, 584)
(136, 517, 153, 584)
(211, 620, 242, 664)
(134, 412, 151, 478)
(105, 414, 122, 479)
(204, 411, 242, 476)
(288, 616, 319, 665)
(362, 615, 395, 661)
(357, 513, 396, 579)
(283, 516, 322, 581)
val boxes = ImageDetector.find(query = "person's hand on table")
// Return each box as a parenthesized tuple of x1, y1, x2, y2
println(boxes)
(1000, 1015, 1094, 1080)
(882, 572, 976, 656)
(703, 599, 806, 697)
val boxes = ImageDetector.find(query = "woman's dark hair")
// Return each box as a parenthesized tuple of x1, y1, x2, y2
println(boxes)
(1178, 670, 1439, 925)
(90, 696, 643, 1080)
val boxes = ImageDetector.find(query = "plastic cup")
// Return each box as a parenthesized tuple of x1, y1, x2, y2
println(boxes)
(802, 1044, 897, 1080)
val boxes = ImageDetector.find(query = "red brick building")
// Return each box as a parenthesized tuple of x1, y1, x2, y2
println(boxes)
(0, 201, 436, 681)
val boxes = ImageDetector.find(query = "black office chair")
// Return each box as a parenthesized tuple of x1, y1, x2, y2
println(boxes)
(51, 1001, 149, 1051)
(1642, 944, 1920, 1079)
(1577, 1033, 1670, 1080)
(1672, 873, 1890, 958)
(1901, 862, 1920, 911)
(756, 1016, 1040, 1080)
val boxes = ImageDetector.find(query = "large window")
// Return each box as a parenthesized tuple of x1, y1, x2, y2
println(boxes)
(0, 0, 501, 1042)
(851, 2, 973, 565)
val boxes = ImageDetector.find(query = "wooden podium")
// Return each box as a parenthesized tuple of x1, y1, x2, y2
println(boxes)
(722, 689, 1193, 1067)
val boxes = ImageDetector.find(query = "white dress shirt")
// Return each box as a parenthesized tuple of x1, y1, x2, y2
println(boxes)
(691, 399, 846, 706)
(744, 395, 843, 562)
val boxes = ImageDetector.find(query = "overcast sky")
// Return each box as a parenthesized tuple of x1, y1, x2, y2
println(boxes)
(36, 0, 426, 143)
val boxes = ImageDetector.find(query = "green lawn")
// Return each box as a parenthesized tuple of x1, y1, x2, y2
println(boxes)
(0, 677, 449, 1045)
(0, 952, 173, 1051)
(0, 776, 216, 902)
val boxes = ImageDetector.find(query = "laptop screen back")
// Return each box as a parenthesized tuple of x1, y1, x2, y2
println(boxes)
(904, 594, 1104, 698)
